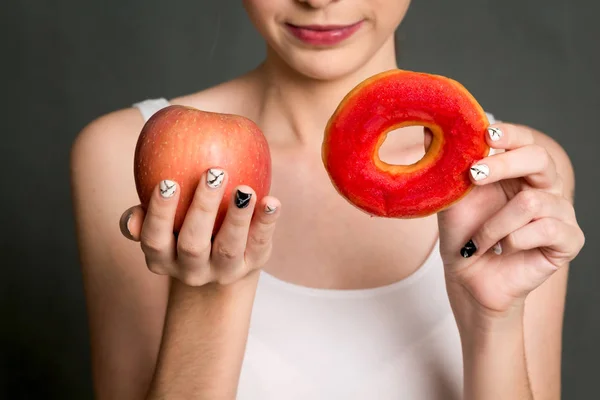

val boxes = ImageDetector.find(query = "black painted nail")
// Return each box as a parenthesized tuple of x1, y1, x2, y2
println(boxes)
(460, 239, 477, 258)
(235, 190, 252, 209)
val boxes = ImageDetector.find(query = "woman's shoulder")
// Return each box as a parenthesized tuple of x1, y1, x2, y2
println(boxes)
(72, 74, 256, 170)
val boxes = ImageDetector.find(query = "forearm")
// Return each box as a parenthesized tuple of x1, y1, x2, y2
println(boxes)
(146, 270, 260, 400)
(454, 301, 533, 400)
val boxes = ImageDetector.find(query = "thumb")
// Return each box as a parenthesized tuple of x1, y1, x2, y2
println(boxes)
(423, 127, 433, 153)
(119, 205, 146, 241)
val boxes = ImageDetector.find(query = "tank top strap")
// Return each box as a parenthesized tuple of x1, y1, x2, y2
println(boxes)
(133, 98, 171, 122)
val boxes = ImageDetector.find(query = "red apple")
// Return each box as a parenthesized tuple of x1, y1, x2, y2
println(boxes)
(133, 105, 272, 234)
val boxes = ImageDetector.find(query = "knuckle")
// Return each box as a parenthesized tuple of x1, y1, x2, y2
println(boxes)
(516, 190, 541, 215)
(178, 270, 209, 287)
(554, 174, 564, 192)
(227, 213, 250, 229)
(579, 229, 586, 248)
(140, 235, 166, 255)
(477, 222, 496, 245)
(217, 265, 249, 285)
(192, 196, 217, 215)
(177, 239, 211, 259)
(536, 145, 552, 169)
(213, 243, 241, 261)
(248, 232, 271, 248)
(147, 205, 174, 225)
(504, 232, 518, 251)
(146, 261, 167, 275)
(540, 218, 559, 239)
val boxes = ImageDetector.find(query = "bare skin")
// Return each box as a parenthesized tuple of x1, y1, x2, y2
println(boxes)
(71, 68, 440, 400)
(70, 5, 582, 399)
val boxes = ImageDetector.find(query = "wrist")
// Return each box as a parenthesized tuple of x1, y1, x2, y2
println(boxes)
(446, 283, 532, 400)
(445, 279, 525, 337)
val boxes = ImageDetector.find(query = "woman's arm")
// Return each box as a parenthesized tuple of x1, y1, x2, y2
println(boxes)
(71, 110, 277, 399)
(438, 124, 582, 400)
(460, 130, 574, 400)
(71, 109, 171, 399)
(147, 275, 259, 399)
(450, 298, 533, 400)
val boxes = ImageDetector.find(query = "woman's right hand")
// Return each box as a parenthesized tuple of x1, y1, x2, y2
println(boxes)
(118, 168, 281, 286)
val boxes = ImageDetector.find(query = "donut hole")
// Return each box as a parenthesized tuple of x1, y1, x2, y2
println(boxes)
(377, 126, 433, 166)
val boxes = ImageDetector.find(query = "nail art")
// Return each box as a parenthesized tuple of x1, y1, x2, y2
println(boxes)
(160, 180, 176, 198)
(235, 190, 252, 209)
(265, 204, 277, 214)
(206, 168, 225, 189)
(470, 164, 490, 181)
(492, 242, 503, 255)
(488, 127, 503, 141)
(460, 239, 477, 258)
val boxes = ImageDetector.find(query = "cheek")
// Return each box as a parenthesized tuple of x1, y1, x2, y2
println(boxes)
(242, 0, 283, 32)
(242, 0, 279, 17)
(374, 0, 411, 30)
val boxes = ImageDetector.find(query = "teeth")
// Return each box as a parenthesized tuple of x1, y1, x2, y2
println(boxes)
(470, 164, 490, 181)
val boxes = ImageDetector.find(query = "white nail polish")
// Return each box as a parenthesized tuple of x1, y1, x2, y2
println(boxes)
(488, 127, 503, 141)
(159, 180, 176, 198)
(470, 164, 490, 181)
(492, 242, 503, 255)
(207, 168, 225, 189)
(265, 204, 277, 214)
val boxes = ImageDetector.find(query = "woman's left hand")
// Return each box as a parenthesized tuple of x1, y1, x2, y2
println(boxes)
(437, 123, 585, 320)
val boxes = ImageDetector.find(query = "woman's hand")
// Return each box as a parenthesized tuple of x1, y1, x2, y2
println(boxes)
(118, 168, 281, 286)
(437, 123, 584, 320)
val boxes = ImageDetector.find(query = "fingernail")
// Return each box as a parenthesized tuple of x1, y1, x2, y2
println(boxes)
(206, 168, 225, 189)
(488, 127, 503, 141)
(235, 190, 252, 209)
(121, 212, 134, 240)
(125, 213, 133, 237)
(460, 239, 477, 258)
(492, 242, 503, 255)
(264, 204, 278, 214)
(470, 164, 490, 181)
(160, 180, 176, 198)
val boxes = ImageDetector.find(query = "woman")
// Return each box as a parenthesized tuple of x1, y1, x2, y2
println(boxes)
(70, 0, 584, 399)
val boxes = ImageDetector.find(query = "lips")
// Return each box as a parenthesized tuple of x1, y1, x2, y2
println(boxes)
(285, 20, 364, 46)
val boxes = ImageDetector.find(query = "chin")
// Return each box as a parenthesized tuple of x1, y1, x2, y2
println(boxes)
(282, 48, 374, 82)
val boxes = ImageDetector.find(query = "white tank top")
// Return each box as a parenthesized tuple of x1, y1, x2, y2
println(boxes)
(134, 98, 497, 400)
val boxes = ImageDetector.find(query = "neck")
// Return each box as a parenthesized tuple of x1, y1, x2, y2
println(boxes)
(252, 37, 399, 146)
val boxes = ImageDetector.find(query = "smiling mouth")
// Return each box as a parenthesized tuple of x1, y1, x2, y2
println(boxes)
(284, 20, 364, 46)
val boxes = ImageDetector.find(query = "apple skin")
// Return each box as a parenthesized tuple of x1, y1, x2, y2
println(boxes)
(322, 69, 490, 218)
(134, 105, 272, 234)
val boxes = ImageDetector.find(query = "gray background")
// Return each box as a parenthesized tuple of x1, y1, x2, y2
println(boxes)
(2, 0, 598, 398)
